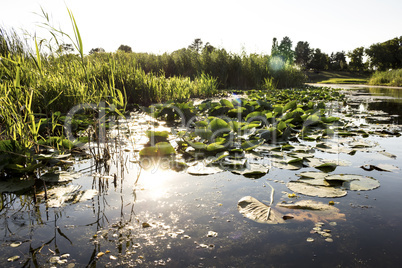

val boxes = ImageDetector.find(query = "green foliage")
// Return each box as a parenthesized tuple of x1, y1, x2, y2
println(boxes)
(368, 69, 402, 87)
(347, 47, 365, 72)
(365, 37, 402, 71)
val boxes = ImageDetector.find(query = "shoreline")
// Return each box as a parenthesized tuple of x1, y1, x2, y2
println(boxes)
(306, 83, 402, 90)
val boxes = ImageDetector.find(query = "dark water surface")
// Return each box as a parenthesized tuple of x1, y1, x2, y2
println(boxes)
(1, 86, 402, 267)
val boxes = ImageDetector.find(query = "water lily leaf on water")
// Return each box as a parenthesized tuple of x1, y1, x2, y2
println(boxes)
(276, 200, 346, 222)
(379, 151, 397, 159)
(208, 117, 231, 135)
(297, 171, 329, 180)
(139, 142, 175, 157)
(245, 111, 268, 122)
(315, 162, 337, 172)
(231, 163, 269, 178)
(278, 200, 339, 211)
(220, 99, 235, 109)
(271, 160, 303, 170)
(187, 162, 224, 176)
(287, 181, 347, 198)
(241, 139, 265, 151)
(360, 164, 399, 172)
(325, 174, 380, 191)
(0, 178, 35, 193)
(221, 158, 247, 168)
(206, 142, 227, 152)
(237, 196, 285, 224)
(205, 151, 230, 166)
(195, 128, 213, 140)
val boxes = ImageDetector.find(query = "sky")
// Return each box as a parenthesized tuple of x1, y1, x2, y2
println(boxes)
(1, 0, 401, 56)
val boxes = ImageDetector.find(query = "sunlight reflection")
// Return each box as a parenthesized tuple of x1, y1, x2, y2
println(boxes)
(137, 168, 176, 200)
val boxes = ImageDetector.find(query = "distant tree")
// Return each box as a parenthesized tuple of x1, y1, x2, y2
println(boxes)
(203, 42, 215, 53)
(347, 47, 365, 72)
(278, 36, 294, 63)
(329, 51, 347, 71)
(365, 37, 402, 70)
(188, 38, 203, 53)
(117, 44, 132, 53)
(89, 47, 105, 54)
(271, 37, 279, 57)
(56, 43, 74, 54)
(294, 41, 312, 69)
(308, 48, 329, 71)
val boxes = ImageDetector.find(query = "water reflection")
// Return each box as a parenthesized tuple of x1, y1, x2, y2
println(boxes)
(1, 86, 402, 266)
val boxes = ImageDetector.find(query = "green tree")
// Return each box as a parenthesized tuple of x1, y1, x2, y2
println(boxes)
(89, 47, 105, 54)
(365, 37, 402, 70)
(203, 42, 215, 53)
(278, 36, 294, 63)
(347, 47, 365, 72)
(271, 37, 279, 57)
(188, 38, 203, 53)
(329, 51, 347, 71)
(294, 41, 311, 69)
(308, 48, 329, 71)
(117, 44, 132, 53)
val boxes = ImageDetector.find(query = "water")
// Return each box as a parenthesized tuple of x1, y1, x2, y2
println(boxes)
(1, 85, 402, 267)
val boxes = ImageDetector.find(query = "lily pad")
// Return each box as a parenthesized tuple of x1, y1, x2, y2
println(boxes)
(360, 164, 399, 172)
(276, 200, 346, 222)
(325, 174, 380, 191)
(315, 162, 337, 172)
(287, 181, 347, 198)
(0, 178, 35, 193)
(187, 162, 224, 176)
(231, 163, 269, 178)
(237, 196, 285, 224)
(278, 200, 339, 211)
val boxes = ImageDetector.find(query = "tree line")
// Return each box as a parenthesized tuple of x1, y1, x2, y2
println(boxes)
(90, 35, 402, 74)
(283, 36, 402, 72)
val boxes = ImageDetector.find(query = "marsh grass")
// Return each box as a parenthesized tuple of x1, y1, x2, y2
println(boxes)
(369, 69, 402, 87)
(0, 6, 306, 176)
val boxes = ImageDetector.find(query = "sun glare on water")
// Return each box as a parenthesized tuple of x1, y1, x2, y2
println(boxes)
(136, 164, 177, 200)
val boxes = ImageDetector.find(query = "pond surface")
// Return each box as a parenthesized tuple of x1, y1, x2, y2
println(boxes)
(1, 86, 402, 267)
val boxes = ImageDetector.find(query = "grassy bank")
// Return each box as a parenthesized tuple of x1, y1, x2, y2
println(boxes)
(368, 69, 402, 87)
(306, 70, 370, 84)
(0, 13, 307, 178)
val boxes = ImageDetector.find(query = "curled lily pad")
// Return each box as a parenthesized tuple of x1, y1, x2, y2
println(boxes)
(287, 181, 347, 198)
(360, 164, 399, 172)
(315, 162, 337, 172)
(237, 196, 285, 224)
(241, 139, 265, 151)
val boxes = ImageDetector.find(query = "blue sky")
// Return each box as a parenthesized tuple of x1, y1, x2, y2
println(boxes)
(1, 0, 401, 55)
